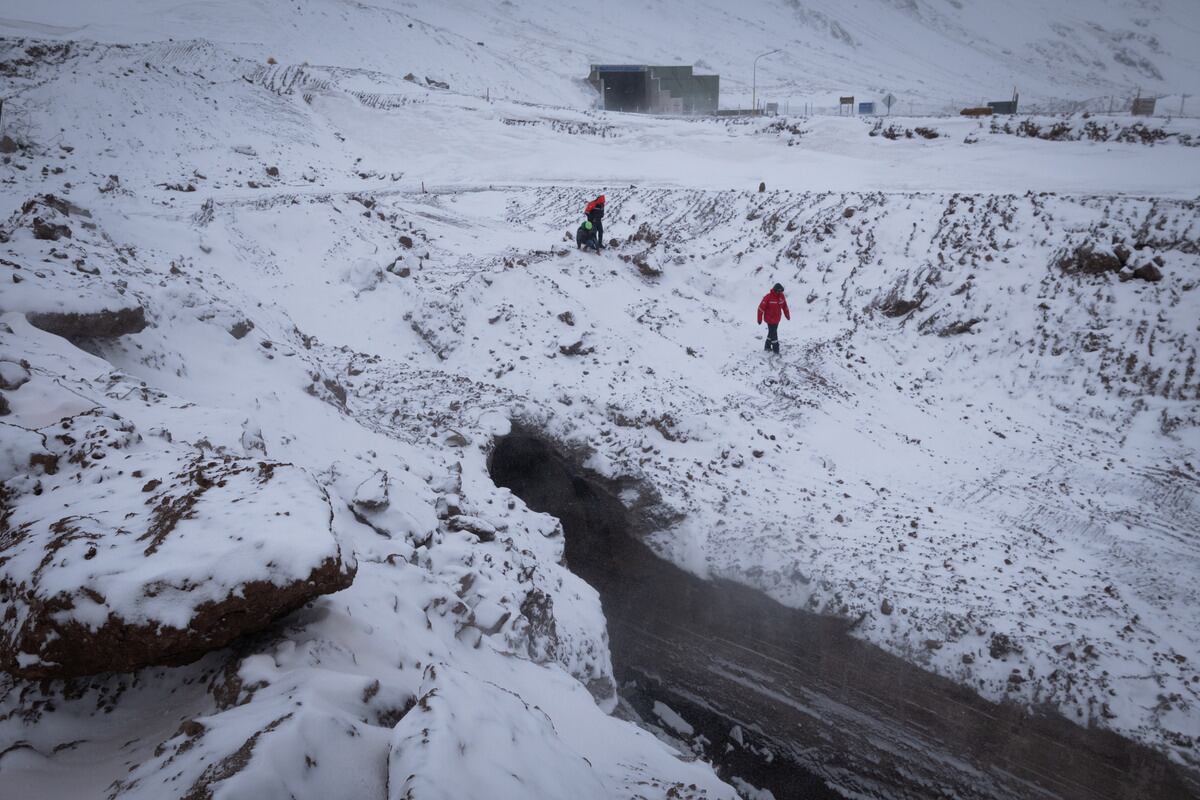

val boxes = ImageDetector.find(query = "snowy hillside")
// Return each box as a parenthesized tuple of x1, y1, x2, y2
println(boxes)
(2, 0, 1199, 110)
(1, 1, 1199, 798)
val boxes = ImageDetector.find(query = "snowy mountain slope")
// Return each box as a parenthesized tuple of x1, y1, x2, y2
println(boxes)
(1, 2, 1199, 797)
(2, 0, 1199, 110)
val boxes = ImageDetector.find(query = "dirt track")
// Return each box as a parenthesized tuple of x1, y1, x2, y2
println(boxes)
(491, 432, 1200, 800)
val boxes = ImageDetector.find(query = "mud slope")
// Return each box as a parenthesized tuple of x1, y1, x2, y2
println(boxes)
(490, 431, 1200, 800)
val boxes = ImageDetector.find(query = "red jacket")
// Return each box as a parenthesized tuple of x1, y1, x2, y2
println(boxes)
(584, 195, 605, 217)
(757, 291, 790, 325)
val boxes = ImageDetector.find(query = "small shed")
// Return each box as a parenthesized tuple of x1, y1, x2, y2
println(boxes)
(988, 89, 1019, 116)
(588, 65, 719, 115)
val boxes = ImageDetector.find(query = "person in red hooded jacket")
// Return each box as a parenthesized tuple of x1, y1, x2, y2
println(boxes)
(757, 283, 790, 353)
(584, 194, 605, 250)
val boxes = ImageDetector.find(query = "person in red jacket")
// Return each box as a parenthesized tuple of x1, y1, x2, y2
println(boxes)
(584, 194, 605, 250)
(757, 283, 790, 353)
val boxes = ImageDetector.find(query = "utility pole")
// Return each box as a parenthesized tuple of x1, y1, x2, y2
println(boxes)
(1182, 93, 1191, 116)
(752, 48, 781, 117)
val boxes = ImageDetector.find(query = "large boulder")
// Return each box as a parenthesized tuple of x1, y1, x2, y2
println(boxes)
(1, 270, 148, 340)
(1132, 262, 1163, 282)
(1057, 242, 1121, 275)
(0, 405, 354, 678)
(1, 199, 146, 340)
(26, 305, 148, 338)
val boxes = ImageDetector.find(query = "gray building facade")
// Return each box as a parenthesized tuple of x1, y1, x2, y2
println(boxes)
(587, 64, 719, 115)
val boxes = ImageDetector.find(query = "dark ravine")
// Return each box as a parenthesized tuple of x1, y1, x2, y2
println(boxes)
(490, 430, 1200, 800)
(617, 666, 844, 800)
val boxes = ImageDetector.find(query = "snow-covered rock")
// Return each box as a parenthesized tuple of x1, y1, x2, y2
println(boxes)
(0, 429, 354, 676)
(387, 664, 609, 800)
(343, 257, 385, 294)
(652, 700, 695, 737)
(0, 322, 354, 678)
(353, 468, 390, 510)
(0, 361, 31, 391)
(1, 196, 149, 339)
(0, 255, 147, 339)
(25, 304, 148, 339)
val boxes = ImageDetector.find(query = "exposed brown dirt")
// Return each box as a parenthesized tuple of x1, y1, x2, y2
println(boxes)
(0, 555, 353, 679)
(27, 306, 148, 339)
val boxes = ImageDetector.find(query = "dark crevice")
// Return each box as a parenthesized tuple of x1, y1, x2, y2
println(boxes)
(491, 428, 838, 797)
(490, 429, 1200, 800)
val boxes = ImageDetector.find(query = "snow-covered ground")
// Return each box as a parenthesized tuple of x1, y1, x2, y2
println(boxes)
(1, 1, 1199, 796)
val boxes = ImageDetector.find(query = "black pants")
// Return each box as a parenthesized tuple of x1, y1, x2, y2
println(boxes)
(594, 219, 603, 248)
(764, 323, 779, 352)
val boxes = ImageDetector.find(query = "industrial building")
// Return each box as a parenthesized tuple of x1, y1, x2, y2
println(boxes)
(587, 64, 720, 115)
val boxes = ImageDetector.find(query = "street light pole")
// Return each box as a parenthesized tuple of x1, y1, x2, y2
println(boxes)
(752, 48, 781, 116)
